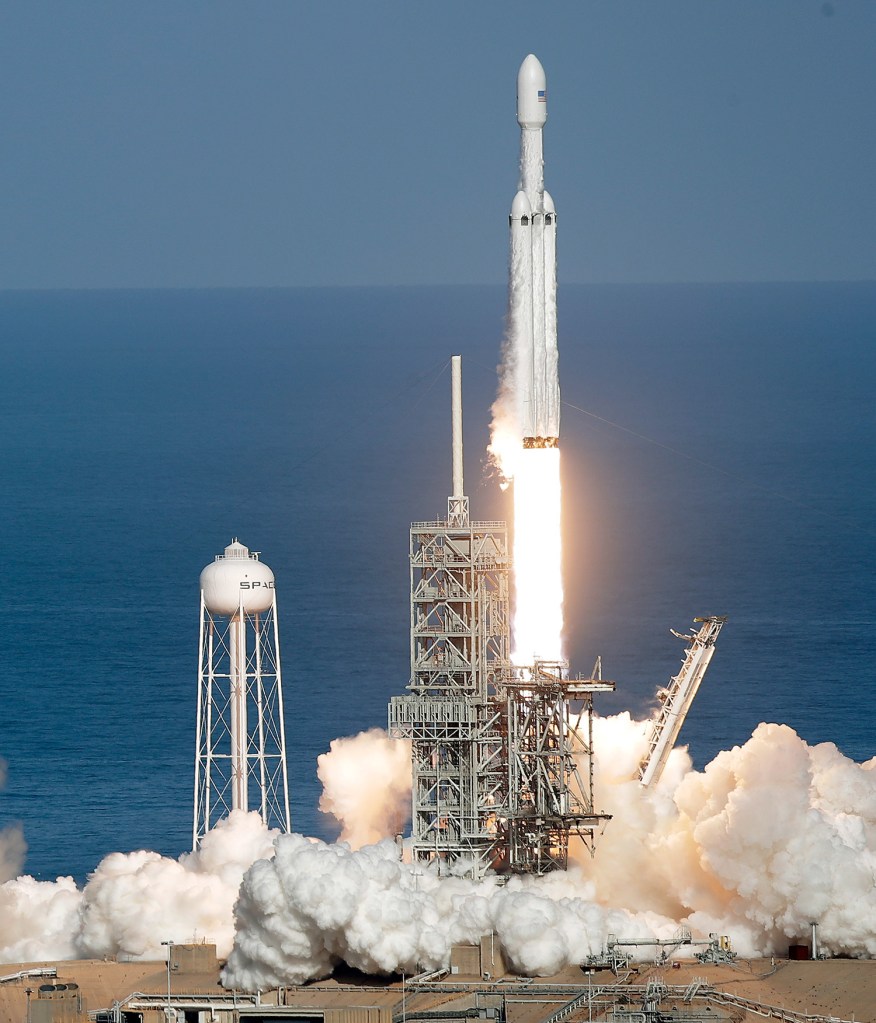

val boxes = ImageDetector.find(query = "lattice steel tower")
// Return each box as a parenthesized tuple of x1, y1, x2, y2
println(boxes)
(193, 539, 291, 848)
(501, 658, 613, 873)
(389, 358, 613, 877)
(389, 357, 511, 876)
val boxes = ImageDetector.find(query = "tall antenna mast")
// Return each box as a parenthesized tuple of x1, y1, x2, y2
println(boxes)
(447, 355, 469, 527)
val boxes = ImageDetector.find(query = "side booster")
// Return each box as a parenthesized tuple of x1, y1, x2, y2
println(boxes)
(511, 54, 559, 449)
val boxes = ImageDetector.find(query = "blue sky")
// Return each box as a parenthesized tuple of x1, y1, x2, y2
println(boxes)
(1, 1, 873, 288)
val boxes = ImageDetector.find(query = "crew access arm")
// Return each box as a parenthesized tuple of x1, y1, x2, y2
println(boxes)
(638, 616, 727, 787)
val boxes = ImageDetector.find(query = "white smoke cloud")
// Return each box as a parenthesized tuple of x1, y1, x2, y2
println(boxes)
(225, 717, 876, 988)
(3, 721, 876, 985)
(673, 724, 876, 957)
(221, 835, 675, 990)
(0, 810, 277, 964)
(0, 728, 412, 967)
(317, 729, 412, 848)
(0, 874, 81, 962)
(575, 718, 876, 960)
(75, 810, 278, 959)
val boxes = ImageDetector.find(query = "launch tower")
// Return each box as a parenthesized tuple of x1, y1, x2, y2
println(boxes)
(389, 359, 611, 877)
(389, 358, 511, 876)
(193, 539, 291, 848)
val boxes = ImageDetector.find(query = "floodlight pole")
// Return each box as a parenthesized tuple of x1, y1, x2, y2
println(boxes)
(161, 940, 174, 1019)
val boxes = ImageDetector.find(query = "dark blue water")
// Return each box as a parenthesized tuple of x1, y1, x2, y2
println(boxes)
(1, 283, 874, 882)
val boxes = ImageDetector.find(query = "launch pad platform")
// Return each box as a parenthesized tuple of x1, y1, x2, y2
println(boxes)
(2, 949, 875, 1023)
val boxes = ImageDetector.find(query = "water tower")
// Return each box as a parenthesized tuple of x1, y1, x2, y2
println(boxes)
(193, 539, 291, 848)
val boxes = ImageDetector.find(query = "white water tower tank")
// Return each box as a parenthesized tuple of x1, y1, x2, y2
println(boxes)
(199, 538, 275, 616)
(194, 537, 290, 846)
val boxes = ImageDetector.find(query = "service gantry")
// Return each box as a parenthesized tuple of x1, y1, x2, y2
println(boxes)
(389, 357, 611, 878)
(638, 615, 727, 787)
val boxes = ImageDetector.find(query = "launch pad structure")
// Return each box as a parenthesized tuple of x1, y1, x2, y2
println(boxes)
(387, 58, 726, 878)
(639, 615, 728, 787)
(389, 358, 614, 879)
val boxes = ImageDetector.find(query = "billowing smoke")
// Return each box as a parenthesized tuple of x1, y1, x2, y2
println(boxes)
(225, 717, 876, 986)
(0, 810, 277, 963)
(3, 721, 875, 984)
(221, 835, 674, 990)
(0, 758, 26, 885)
(317, 728, 412, 848)
(580, 716, 876, 958)
(0, 728, 410, 965)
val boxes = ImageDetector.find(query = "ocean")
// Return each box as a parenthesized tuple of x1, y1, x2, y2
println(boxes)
(1, 282, 874, 883)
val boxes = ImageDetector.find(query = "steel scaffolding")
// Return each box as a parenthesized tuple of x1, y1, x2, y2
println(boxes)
(389, 514, 613, 877)
(388, 357, 612, 877)
(501, 660, 614, 874)
(389, 514, 511, 876)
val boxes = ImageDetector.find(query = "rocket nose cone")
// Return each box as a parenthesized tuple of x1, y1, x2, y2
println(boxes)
(517, 54, 547, 130)
(510, 190, 532, 219)
(519, 53, 545, 78)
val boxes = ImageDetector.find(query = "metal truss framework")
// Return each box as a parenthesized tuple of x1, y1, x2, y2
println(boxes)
(638, 615, 727, 788)
(193, 596, 291, 848)
(389, 509, 613, 878)
(389, 514, 511, 876)
(503, 659, 614, 874)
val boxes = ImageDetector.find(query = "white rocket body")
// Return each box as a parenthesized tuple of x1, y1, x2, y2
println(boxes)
(511, 54, 559, 447)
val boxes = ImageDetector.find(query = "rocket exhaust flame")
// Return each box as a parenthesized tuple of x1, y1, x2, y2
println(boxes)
(512, 447, 564, 664)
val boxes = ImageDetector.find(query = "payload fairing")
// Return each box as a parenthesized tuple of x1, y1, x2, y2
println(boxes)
(512, 54, 559, 449)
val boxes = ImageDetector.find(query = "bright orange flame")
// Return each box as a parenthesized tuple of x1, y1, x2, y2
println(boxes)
(512, 447, 563, 664)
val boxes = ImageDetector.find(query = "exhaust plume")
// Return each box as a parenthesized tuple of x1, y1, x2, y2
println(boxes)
(225, 719, 876, 985)
(4, 722, 876, 982)
(317, 728, 412, 848)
